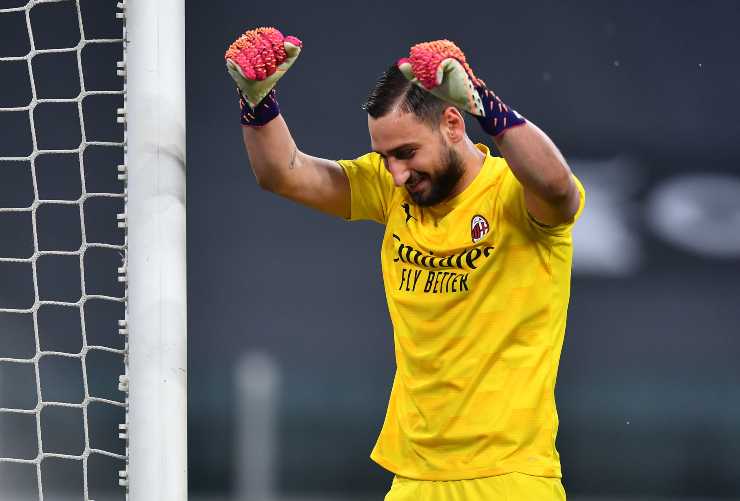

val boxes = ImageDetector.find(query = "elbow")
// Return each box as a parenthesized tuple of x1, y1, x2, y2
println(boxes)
(255, 173, 277, 192)
(541, 170, 574, 204)
(544, 171, 580, 223)
(252, 164, 287, 194)
(256, 171, 293, 198)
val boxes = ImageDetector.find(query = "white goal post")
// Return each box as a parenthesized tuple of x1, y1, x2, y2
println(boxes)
(124, 0, 188, 500)
(0, 0, 187, 499)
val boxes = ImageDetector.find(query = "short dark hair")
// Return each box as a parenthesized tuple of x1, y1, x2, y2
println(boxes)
(363, 64, 453, 128)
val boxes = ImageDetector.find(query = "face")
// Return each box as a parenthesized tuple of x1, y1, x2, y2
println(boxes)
(368, 109, 464, 207)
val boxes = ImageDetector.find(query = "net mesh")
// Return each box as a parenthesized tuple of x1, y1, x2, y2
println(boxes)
(0, 1, 127, 499)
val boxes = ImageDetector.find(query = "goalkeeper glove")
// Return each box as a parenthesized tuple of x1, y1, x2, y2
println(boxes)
(225, 27, 302, 126)
(397, 40, 525, 137)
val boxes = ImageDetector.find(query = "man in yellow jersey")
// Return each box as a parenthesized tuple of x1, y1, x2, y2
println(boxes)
(226, 28, 585, 501)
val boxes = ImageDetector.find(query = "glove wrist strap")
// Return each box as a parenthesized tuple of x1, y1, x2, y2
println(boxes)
(476, 87, 526, 137)
(239, 88, 280, 127)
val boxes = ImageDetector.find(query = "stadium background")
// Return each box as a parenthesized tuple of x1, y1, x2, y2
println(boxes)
(1, 0, 739, 499)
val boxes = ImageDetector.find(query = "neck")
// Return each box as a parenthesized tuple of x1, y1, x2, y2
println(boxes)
(447, 137, 486, 200)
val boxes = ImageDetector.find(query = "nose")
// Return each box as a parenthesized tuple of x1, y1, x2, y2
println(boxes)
(386, 159, 410, 187)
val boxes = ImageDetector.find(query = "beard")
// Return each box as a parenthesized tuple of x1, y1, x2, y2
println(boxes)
(406, 145, 464, 207)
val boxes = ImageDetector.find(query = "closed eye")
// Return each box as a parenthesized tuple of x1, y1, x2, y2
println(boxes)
(376, 147, 418, 169)
(395, 149, 416, 160)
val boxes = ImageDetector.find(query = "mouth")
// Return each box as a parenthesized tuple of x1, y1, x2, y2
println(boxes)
(406, 176, 427, 193)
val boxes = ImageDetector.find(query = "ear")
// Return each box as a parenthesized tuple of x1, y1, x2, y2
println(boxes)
(441, 106, 466, 144)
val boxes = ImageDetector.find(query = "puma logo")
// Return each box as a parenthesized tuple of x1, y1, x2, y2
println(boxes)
(401, 203, 416, 223)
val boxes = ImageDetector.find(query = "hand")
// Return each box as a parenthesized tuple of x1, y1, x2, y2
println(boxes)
(225, 27, 302, 125)
(397, 40, 525, 137)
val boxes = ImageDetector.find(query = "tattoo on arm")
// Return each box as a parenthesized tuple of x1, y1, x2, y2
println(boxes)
(288, 146, 298, 169)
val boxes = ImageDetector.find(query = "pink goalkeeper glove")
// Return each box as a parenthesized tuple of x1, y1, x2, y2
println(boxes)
(225, 27, 302, 126)
(397, 40, 526, 137)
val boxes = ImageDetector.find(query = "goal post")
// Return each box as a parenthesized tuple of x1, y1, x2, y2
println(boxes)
(0, 0, 186, 498)
(124, 0, 188, 500)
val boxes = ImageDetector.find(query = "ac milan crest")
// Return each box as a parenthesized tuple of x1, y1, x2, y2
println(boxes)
(471, 215, 490, 243)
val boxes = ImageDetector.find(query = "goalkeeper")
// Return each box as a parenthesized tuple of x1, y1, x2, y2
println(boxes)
(226, 27, 585, 501)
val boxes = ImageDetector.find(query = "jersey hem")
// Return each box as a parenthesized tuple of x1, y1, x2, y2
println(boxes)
(370, 452, 562, 481)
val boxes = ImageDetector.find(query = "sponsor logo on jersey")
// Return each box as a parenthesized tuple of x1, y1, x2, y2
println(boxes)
(392, 234, 494, 271)
(391, 234, 495, 294)
(471, 215, 489, 243)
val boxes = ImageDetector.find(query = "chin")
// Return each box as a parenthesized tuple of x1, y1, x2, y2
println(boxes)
(409, 190, 433, 207)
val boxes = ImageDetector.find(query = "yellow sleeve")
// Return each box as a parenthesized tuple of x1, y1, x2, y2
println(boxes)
(499, 162, 586, 239)
(337, 152, 396, 224)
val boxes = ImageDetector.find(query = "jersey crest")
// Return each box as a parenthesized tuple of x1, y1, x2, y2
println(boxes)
(471, 214, 490, 243)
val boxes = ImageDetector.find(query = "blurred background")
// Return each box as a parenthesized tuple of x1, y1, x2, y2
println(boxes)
(1, 0, 739, 500)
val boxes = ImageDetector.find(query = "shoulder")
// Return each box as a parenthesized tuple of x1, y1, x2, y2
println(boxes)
(337, 151, 384, 172)
(338, 152, 397, 193)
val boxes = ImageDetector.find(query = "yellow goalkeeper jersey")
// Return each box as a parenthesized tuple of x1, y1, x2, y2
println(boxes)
(337, 144, 585, 481)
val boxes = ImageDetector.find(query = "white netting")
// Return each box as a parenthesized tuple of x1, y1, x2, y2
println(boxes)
(0, 1, 127, 500)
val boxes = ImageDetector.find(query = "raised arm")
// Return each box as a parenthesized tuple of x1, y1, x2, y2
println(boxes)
(491, 121, 579, 227)
(226, 27, 350, 219)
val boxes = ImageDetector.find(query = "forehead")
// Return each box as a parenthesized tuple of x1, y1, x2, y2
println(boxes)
(368, 109, 437, 153)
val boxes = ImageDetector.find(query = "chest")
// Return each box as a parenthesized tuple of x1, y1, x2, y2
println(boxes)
(386, 193, 498, 253)
(380, 193, 502, 298)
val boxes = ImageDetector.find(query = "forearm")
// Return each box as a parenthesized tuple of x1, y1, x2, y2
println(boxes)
(242, 115, 299, 192)
(493, 121, 575, 203)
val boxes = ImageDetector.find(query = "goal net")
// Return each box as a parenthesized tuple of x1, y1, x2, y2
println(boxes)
(0, 1, 186, 500)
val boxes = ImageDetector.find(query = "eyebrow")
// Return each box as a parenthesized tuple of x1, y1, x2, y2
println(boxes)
(373, 143, 420, 157)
